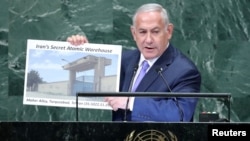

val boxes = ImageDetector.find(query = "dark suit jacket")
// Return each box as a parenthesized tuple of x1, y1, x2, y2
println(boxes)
(114, 44, 201, 122)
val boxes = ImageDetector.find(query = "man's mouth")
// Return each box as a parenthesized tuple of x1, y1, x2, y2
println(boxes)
(145, 46, 154, 49)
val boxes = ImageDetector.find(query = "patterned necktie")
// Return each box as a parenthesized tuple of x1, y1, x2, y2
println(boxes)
(132, 60, 149, 92)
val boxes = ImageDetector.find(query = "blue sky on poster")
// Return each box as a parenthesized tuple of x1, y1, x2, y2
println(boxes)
(27, 49, 119, 83)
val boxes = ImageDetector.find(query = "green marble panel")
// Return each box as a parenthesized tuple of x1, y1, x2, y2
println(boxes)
(7, 0, 113, 121)
(0, 0, 249, 122)
(0, 0, 9, 121)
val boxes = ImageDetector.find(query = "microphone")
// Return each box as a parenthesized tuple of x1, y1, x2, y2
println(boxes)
(124, 65, 138, 121)
(156, 67, 184, 122)
(156, 68, 172, 92)
(128, 65, 138, 92)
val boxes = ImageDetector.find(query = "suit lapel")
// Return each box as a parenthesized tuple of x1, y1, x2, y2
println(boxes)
(122, 50, 140, 91)
(135, 44, 176, 92)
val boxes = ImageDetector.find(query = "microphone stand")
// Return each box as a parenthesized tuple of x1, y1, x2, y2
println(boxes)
(124, 66, 138, 121)
(157, 67, 184, 122)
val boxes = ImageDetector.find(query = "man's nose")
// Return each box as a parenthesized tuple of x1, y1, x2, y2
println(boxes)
(145, 33, 153, 44)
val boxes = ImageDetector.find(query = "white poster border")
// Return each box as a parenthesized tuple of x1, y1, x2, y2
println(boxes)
(23, 39, 122, 110)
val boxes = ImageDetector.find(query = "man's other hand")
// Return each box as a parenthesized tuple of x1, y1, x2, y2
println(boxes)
(67, 35, 89, 45)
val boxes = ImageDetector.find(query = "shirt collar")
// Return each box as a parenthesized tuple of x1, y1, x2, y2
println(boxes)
(139, 43, 169, 67)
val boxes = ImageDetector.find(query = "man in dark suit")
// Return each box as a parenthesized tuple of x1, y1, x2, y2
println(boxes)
(67, 3, 201, 122)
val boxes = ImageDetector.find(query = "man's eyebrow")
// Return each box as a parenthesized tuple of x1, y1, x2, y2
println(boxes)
(151, 27, 160, 30)
(138, 27, 160, 31)
(138, 28, 146, 31)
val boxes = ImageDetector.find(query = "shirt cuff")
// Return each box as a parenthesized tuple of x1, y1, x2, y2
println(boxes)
(128, 97, 135, 111)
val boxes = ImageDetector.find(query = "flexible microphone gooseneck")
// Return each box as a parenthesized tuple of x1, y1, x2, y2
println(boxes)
(124, 65, 138, 121)
(156, 67, 184, 122)
(128, 66, 138, 92)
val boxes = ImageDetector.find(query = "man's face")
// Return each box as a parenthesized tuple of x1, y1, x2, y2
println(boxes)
(131, 11, 173, 60)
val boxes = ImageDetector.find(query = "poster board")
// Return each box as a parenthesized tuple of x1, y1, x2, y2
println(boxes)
(23, 39, 122, 110)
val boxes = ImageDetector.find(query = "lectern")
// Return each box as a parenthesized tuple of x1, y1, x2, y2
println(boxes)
(76, 92, 231, 122)
(2, 92, 250, 140)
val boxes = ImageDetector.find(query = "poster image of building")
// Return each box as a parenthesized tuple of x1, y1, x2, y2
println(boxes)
(23, 39, 122, 110)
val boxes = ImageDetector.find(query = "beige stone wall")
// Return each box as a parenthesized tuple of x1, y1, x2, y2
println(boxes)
(38, 81, 69, 95)
(37, 75, 117, 96)
(100, 75, 117, 92)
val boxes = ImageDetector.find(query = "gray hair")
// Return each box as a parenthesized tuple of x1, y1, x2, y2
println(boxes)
(132, 3, 170, 26)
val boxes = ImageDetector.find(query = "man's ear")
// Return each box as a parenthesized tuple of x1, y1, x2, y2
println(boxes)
(130, 26, 136, 41)
(166, 23, 174, 40)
